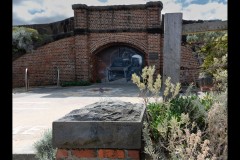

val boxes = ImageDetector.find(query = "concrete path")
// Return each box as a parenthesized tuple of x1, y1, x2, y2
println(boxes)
(13, 82, 143, 156)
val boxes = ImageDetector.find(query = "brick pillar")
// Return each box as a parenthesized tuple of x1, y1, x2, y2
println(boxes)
(72, 4, 88, 29)
(74, 35, 89, 81)
(147, 33, 161, 74)
(73, 4, 90, 81)
(146, 1, 162, 29)
(146, 1, 162, 74)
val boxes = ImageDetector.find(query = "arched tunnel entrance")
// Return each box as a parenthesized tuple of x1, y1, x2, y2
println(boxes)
(94, 45, 145, 83)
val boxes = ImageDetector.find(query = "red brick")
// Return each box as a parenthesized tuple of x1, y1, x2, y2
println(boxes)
(127, 150, 140, 159)
(56, 149, 68, 159)
(72, 149, 97, 158)
(13, 3, 200, 88)
(98, 149, 125, 159)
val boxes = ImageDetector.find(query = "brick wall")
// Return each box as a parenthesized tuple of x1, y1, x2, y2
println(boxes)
(180, 45, 200, 84)
(71, 2, 163, 82)
(12, 2, 200, 87)
(74, 35, 89, 80)
(88, 9, 147, 30)
(89, 32, 149, 81)
(147, 33, 161, 74)
(56, 148, 140, 160)
(12, 37, 75, 88)
(73, 2, 162, 30)
(89, 33, 148, 54)
(159, 36, 200, 84)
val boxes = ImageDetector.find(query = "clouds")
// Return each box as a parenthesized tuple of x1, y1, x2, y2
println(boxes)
(182, 2, 227, 20)
(13, 0, 104, 25)
(13, 0, 227, 25)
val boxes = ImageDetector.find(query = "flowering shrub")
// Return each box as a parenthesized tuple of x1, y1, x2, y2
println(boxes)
(132, 65, 227, 160)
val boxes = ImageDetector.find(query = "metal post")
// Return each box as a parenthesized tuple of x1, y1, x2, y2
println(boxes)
(57, 68, 60, 86)
(25, 68, 29, 91)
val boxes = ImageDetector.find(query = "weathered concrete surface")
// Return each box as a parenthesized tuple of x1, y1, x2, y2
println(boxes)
(182, 20, 227, 35)
(52, 101, 145, 149)
(57, 101, 143, 121)
(13, 83, 142, 155)
(163, 13, 182, 84)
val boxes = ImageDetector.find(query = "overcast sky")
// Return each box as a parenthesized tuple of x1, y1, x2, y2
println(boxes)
(13, 0, 227, 25)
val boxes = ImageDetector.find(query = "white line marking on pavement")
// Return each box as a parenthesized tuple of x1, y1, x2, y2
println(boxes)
(13, 126, 48, 135)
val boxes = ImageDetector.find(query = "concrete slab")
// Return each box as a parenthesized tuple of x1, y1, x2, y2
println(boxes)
(13, 83, 142, 156)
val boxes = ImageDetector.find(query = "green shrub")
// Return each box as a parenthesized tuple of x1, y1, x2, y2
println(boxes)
(12, 27, 40, 54)
(169, 95, 207, 130)
(34, 129, 56, 160)
(147, 102, 168, 140)
(60, 80, 91, 87)
(199, 92, 214, 110)
(132, 65, 225, 159)
(147, 95, 209, 142)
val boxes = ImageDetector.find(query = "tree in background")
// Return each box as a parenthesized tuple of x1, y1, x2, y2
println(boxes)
(12, 27, 40, 55)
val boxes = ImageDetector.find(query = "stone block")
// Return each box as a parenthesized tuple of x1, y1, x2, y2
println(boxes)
(52, 101, 145, 149)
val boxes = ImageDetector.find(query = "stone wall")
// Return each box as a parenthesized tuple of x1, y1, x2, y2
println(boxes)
(17, 17, 74, 35)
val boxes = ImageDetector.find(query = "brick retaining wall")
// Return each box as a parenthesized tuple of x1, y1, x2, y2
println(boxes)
(12, 37, 75, 87)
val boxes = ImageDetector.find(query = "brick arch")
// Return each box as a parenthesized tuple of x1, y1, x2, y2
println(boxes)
(90, 38, 147, 82)
(90, 35, 148, 55)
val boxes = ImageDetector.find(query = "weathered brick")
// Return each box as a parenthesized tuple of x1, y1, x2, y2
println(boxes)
(72, 149, 97, 158)
(56, 149, 68, 159)
(98, 149, 125, 159)
(127, 150, 140, 159)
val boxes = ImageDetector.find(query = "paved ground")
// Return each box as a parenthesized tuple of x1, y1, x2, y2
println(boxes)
(13, 80, 205, 159)
(13, 82, 143, 155)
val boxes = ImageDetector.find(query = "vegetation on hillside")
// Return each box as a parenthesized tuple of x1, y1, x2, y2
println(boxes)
(12, 27, 40, 54)
(12, 26, 53, 56)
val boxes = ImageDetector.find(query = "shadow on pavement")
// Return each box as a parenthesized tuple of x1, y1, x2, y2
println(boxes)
(13, 83, 141, 98)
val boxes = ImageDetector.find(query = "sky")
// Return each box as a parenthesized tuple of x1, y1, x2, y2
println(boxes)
(13, 0, 227, 25)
